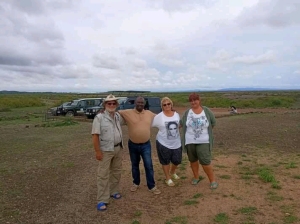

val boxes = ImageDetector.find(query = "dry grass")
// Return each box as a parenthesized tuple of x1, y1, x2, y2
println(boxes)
(1, 108, 300, 224)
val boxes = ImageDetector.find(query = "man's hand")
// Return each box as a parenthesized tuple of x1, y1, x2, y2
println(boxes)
(96, 151, 103, 160)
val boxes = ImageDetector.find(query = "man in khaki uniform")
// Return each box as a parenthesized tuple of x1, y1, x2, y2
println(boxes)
(119, 96, 161, 195)
(92, 94, 124, 211)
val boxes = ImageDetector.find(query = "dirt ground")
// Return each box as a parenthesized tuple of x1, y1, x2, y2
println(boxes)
(1, 107, 300, 224)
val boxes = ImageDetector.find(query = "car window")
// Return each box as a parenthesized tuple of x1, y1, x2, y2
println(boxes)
(148, 98, 160, 105)
(70, 100, 79, 106)
(126, 99, 135, 105)
(95, 99, 102, 106)
(78, 101, 86, 107)
(86, 100, 93, 106)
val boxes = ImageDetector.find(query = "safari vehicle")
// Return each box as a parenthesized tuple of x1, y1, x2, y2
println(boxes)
(118, 96, 161, 113)
(61, 98, 103, 116)
(49, 101, 71, 116)
(85, 96, 162, 119)
(85, 97, 127, 119)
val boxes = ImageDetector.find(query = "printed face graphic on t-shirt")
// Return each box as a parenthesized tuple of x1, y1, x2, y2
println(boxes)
(165, 121, 179, 140)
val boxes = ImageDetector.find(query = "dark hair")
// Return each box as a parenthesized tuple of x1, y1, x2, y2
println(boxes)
(167, 121, 178, 129)
(188, 92, 200, 102)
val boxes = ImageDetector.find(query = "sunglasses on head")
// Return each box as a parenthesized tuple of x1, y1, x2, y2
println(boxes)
(163, 103, 171, 106)
(107, 102, 116, 106)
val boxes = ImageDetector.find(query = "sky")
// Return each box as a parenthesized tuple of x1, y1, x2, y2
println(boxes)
(0, 0, 300, 92)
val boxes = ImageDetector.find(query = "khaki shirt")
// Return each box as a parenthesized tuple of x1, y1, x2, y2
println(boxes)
(91, 111, 124, 151)
(119, 109, 155, 143)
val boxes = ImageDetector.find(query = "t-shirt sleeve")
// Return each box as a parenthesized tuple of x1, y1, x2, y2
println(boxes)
(152, 114, 160, 127)
(91, 114, 101, 134)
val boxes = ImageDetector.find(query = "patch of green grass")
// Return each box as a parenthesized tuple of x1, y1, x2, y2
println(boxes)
(214, 213, 229, 223)
(267, 191, 283, 201)
(242, 159, 251, 162)
(42, 118, 78, 127)
(237, 161, 243, 165)
(292, 175, 300, 179)
(2, 208, 20, 218)
(258, 167, 276, 183)
(199, 175, 205, 181)
(215, 165, 227, 168)
(238, 206, 257, 215)
(165, 216, 188, 224)
(280, 205, 295, 214)
(134, 210, 142, 217)
(183, 200, 199, 205)
(240, 166, 251, 171)
(131, 220, 140, 224)
(285, 162, 297, 169)
(0, 108, 12, 112)
(219, 175, 231, 179)
(283, 215, 298, 223)
(179, 165, 186, 171)
(241, 154, 247, 157)
(241, 175, 253, 180)
(180, 176, 187, 180)
(62, 161, 74, 168)
(271, 181, 282, 189)
(7, 188, 23, 197)
(193, 193, 203, 199)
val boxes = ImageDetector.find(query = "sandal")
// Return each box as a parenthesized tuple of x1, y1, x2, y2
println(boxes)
(210, 182, 218, 189)
(191, 178, 201, 185)
(165, 179, 175, 187)
(171, 173, 180, 180)
(111, 193, 122, 199)
(97, 202, 107, 211)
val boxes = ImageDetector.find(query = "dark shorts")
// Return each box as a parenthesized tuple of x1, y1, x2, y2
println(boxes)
(156, 140, 182, 166)
(186, 143, 211, 165)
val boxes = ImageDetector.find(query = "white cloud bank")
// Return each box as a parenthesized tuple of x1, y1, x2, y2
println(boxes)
(0, 0, 299, 92)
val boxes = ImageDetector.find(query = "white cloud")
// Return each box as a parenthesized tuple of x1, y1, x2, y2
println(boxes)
(0, 0, 299, 92)
(232, 51, 277, 65)
(236, 0, 300, 27)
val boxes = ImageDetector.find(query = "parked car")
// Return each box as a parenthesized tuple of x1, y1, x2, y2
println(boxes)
(85, 96, 161, 119)
(61, 98, 103, 116)
(85, 97, 127, 119)
(118, 96, 162, 113)
(49, 101, 71, 116)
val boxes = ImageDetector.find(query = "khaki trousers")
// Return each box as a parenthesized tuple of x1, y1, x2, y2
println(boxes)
(97, 146, 122, 203)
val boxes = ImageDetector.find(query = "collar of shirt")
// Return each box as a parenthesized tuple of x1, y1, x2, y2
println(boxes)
(104, 110, 116, 120)
(134, 108, 145, 114)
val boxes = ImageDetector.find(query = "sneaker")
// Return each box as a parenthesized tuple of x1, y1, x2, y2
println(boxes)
(149, 186, 161, 195)
(171, 173, 180, 180)
(165, 179, 175, 187)
(130, 184, 139, 192)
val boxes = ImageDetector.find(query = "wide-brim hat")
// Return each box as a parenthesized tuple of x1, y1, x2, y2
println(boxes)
(104, 94, 119, 102)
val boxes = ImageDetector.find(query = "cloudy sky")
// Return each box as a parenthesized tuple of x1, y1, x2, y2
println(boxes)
(1, 0, 300, 92)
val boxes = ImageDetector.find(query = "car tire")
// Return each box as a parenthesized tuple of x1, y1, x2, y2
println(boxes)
(66, 111, 74, 116)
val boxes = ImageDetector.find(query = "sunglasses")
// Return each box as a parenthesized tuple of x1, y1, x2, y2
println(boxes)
(107, 102, 116, 106)
(163, 103, 171, 106)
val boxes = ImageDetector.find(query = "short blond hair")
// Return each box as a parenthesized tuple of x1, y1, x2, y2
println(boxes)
(161, 97, 173, 109)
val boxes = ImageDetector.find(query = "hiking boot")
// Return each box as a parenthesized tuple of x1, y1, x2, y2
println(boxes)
(130, 184, 139, 192)
(149, 186, 161, 195)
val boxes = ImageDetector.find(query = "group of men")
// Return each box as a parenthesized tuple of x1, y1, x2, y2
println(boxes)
(91, 94, 160, 211)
